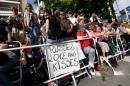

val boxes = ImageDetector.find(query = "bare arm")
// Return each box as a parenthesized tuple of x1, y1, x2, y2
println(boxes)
(6, 28, 12, 43)
(0, 44, 8, 49)
(77, 33, 83, 39)
(86, 29, 92, 38)
(70, 23, 73, 30)
(45, 19, 50, 36)
(67, 23, 73, 33)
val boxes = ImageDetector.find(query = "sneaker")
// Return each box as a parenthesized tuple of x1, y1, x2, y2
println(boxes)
(89, 67, 95, 75)
(90, 70, 95, 75)
(89, 63, 94, 68)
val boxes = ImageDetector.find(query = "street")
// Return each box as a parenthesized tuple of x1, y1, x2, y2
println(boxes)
(76, 56, 130, 86)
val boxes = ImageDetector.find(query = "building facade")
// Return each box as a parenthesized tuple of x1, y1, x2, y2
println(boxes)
(0, 0, 27, 18)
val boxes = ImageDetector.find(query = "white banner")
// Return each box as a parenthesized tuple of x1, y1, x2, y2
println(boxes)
(75, 42, 86, 60)
(46, 42, 80, 78)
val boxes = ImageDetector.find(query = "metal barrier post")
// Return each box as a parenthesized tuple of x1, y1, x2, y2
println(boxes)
(44, 45, 53, 85)
(1, 38, 130, 86)
(71, 74, 77, 86)
(100, 56, 115, 74)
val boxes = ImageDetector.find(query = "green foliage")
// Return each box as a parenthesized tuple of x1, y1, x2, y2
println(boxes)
(35, 0, 116, 20)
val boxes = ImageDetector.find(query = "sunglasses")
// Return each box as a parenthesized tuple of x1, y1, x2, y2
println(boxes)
(44, 15, 49, 17)
(60, 13, 64, 15)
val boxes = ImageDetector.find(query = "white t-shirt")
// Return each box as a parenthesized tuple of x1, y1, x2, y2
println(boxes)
(68, 17, 78, 25)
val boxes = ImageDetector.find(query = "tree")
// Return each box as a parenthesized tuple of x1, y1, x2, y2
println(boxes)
(34, 0, 116, 20)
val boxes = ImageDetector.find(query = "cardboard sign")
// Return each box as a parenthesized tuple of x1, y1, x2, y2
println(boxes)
(46, 42, 80, 78)
(75, 42, 86, 60)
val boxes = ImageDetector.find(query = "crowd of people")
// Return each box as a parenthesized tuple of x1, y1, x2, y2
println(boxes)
(0, 3, 130, 86)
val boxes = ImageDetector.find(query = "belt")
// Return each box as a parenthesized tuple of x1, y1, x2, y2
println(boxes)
(48, 37, 60, 40)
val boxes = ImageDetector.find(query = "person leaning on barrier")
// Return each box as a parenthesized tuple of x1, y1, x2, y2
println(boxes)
(103, 24, 117, 47)
(117, 23, 130, 44)
(0, 19, 19, 86)
(89, 24, 110, 57)
(76, 26, 96, 75)
(107, 24, 116, 35)
(103, 24, 116, 39)
(45, 9, 62, 44)
(59, 11, 74, 41)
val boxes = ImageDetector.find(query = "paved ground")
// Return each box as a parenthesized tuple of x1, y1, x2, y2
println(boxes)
(74, 56, 130, 86)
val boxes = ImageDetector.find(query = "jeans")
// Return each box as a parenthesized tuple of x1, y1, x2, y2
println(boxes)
(0, 57, 19, 86)
(0, 74, 10, 86)
(30, 26, 39, 45)
(83, 46, 95, 68)
(98, 41, 109, 53)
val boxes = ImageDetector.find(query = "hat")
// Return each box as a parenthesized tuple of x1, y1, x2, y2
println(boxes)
(79, 24, 86, 29)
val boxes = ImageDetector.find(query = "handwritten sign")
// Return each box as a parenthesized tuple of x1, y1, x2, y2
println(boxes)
(46, 42, 80, 78)
(75, 42, 86, 60)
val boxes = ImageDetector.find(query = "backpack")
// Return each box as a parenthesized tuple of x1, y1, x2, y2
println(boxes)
(48, 17, 62, 38)
(98, 63, 114, 77)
